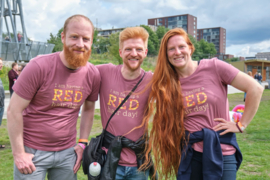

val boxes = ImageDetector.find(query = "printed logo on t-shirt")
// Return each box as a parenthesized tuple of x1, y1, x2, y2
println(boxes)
(183, 87, 209, 115)
(106, 89, 139, 118)
(51, 83, 84, 109)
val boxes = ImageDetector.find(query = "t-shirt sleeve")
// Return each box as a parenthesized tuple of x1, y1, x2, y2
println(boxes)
(214, 58, 239, 85)
(214, 59, 239, 84)
(86, 66, 101, 102)
(13, 60, 43, 100)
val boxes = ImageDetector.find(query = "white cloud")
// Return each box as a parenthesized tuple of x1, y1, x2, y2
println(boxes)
(227, 39, 270, 57)
(157, 0, 190, 10)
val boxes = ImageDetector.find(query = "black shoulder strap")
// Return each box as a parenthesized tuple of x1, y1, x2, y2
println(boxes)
(103, 72, 146, 131)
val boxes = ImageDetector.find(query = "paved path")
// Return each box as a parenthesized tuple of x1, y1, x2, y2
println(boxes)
(3, 82, 268, 119)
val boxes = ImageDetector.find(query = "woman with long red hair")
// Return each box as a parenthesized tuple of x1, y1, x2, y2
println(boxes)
(141, 28, 263, 180)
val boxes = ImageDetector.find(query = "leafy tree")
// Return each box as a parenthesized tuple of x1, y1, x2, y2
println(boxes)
(156, 26, 169, 42)
(140, 25, 159, 56)
(108, 32, 122, 64)
(47, 27, 63, 52)
(190, 37, 217, 60)
(93, 36, 110, 54)
(227, 57, 239, 62)
(91, 30, 99, 52)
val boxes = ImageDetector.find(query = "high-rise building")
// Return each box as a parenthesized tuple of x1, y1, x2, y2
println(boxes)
(197, 27, 226, 54)
(148, 14, 197, 38)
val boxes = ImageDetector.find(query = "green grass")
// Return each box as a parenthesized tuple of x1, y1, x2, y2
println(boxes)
(0, 65, 11, 90)
(1, 89, 270, 179)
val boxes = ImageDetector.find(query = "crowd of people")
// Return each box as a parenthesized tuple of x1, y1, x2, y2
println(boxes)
(0, 14, 265, 180)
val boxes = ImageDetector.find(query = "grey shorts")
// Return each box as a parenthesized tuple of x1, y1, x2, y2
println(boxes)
(14, 145, 77, 180)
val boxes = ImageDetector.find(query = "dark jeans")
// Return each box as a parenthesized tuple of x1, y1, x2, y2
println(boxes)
(190, 151, 237, 180)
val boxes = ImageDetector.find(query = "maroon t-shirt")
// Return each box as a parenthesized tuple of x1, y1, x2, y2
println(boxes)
(180, 58, 239, 155)
(13, 52, 101, 151)
(97, 64, 152, 167)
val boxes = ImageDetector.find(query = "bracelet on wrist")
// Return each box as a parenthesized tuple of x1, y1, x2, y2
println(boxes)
(78, 143, 86, 150)
(79, 142, 88, 146)
(78, 139, 88, 146)
(78, 138, 88, 143)
(236, 123, 243, 133)
(238, 121, 246, 132)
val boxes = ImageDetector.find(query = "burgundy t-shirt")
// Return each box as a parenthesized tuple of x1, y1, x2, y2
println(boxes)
(180, 58, 239, 155)
(97, 64, 152, 167)
(13, 52, 101, 151)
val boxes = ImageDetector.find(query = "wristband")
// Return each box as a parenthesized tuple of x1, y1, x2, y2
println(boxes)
(79, 142, 88, 146)
(78, 143, 86, 150)
(78, 139, 88, 143)
(238, 121, 246, 132)
(236, 123, 243, 133)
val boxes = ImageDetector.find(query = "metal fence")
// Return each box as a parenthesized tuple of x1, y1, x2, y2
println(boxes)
(0, 40, 55, 61)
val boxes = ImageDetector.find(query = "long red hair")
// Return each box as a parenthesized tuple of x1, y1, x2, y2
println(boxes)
(139, 28, 195, 179)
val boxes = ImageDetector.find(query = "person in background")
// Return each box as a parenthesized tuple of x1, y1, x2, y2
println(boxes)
(0, 58, 5, 149)
(7, 14, 100, 180)
(5, 36, 10, 41)
(141, 28, 264, 180)
(254, 72, 258, 81)
(17, 33, 23, 42)
(8, 62, 18, 97)
(257, 73, 262, 84)
(17, 64, 26, 76)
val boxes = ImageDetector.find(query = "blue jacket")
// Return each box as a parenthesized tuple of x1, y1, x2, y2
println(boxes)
(177, 128, 242, 180)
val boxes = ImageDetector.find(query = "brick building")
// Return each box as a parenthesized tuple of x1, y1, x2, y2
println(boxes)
(197, 27, 226, 54)
(148, 14, 197, 38)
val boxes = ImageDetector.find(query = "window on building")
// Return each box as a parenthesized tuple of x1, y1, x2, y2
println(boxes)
(194, 35, 196, 37)
(168, 17, 177, 21)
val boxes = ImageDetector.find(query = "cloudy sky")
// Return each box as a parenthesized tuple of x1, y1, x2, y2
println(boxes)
(3, 0, 270, 57)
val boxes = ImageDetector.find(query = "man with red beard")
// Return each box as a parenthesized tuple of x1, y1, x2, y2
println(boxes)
(7, 14, 100, 180)
(96, 27, 154, 179)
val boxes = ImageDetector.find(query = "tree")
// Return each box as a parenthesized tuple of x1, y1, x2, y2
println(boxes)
(94, 36, 110, 54)
(108, 32, 122, 64)
(140, 25, 159, 56)
(156, 26, 169, 42)
(190, 37, 217, 60)
(92, 30, 99, 52)
(47, 27, 63, 52)
(227, 57, 239, 62)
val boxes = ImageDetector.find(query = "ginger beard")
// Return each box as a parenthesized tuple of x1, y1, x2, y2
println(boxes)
(63, 42, 91, 68)
(123, 58, 143, 72)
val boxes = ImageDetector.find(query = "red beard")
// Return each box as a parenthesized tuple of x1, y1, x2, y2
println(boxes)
(123, 59, 143, 72)
(63, 43, 91, 68)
